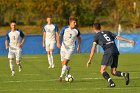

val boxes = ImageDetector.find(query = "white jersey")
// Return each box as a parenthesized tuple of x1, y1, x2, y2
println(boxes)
(43, 24, 58, 43)
(60, 26, 81, 51)
(6, 29, 25, 48)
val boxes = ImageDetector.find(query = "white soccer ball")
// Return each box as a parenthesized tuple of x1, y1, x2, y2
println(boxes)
(65, 74, 74, 82)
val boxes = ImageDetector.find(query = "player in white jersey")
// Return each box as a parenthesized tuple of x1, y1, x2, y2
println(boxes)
(5, 20, 25, 76)
(42, 16, 60, 68)
(59, 17, 81, 81)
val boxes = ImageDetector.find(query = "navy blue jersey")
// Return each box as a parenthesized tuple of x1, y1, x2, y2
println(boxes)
(93, 31, 119, 54)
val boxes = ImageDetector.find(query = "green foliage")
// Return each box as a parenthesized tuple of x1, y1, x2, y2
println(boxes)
(0, 0, 140, 28)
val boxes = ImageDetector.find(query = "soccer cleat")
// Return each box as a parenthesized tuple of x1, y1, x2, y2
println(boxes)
(19, 66, 22, 72)
(48, 65, 52, 68)
(11, 71, 15, 76)
(51, 64, 55, 68)
(124, 73, 129, 85)
(109, 83, 115, 87)
(108, 79, 115, 87)
(59, 77, 62, 82)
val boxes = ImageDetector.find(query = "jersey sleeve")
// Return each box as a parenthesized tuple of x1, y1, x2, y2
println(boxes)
(93, 35, 98, 45)
(42, 25, 46, 32)
(54, 24, 58, 32)
(5, 32, 10, 41)
(19, 30, 25, 38)
(60, 27, 66, 37)
(109, 31, 117, 38)
(76, 28, 81, 38)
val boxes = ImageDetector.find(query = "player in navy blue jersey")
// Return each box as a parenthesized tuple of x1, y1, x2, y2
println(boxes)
(87, 23, 136, 87)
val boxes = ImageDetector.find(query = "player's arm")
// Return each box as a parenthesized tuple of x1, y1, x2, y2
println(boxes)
(19, 36, 26, 48)
(77, 36, 81, 53)
(5, 40, 9, 49)
(87, 42, 97, 67)
(42, 32, 46, 47)
(116, 36, 136, 44)
(5, 33, 9, 49)
(56, 32, 61, 49)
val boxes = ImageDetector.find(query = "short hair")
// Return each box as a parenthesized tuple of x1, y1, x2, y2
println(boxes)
(69, 17, 77, 22)
(93, 23, 101, 30)
(47, 15, 52, 18)
(10, 20, 16, 23)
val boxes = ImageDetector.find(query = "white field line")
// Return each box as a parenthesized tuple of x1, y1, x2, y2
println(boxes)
(22, 57, 39, 58)
(0, 87, 139, 92)
(2, 77, 140, 83)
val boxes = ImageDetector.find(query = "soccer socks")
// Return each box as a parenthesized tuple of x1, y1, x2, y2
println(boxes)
(60, 65, 67, 77)
(17, 62, 22, 72)
(102, 71, 110, 80)
(102, 72, 115, 87)
(9, 60, 14, 72)
(115, 71, 126, 77)
(50, 52, 54, 68)
(66, 66, 70, 76)
(47, 54, 52, 67)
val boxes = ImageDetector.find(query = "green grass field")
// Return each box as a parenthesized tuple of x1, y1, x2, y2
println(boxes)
(0, 53, 140, 93)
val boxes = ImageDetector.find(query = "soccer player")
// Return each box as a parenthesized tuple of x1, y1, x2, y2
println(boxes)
(5, 20, 25, 76)
(42, 16, 60, 68)
(87, 23, 136, 87)
(59, 17, 81, 81)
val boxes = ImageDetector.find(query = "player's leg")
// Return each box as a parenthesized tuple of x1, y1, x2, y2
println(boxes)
(111, 54, 129, 85)
(100, 65, 115, 87)
(46, 43, 52, 68)
(8, 50, 15, 76)
(59, 59, 69, 81)
(15, 48, 22, 72)
(50, 42, 55, 68)
(101, 54, 115, 87)
(59, 50, 72, 81)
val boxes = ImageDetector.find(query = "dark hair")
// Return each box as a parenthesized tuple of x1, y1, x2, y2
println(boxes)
(69, 17, 77, 22)
(47, 15, 52, 18)
(93, 23, 101, 30)
(10, 20, 16, 23)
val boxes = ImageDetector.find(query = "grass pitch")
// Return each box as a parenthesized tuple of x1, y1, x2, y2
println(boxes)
(0, 53, 140, 93)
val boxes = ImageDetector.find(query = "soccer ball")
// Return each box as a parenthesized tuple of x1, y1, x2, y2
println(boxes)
(65, 74, 74, 82)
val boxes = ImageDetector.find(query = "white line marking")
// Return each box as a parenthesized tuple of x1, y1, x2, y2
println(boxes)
(0, 87, 139, 92)
(1, 77, 140, 83)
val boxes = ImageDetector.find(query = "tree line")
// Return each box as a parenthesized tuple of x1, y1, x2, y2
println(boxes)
(0, 0, 140, 29)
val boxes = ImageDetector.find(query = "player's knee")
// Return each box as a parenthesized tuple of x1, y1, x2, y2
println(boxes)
(111, 71, 116, 76)
(100, 69, 105, 74)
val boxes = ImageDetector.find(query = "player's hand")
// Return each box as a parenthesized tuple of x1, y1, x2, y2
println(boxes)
(57, 43, 61, 49)
(129, 40, 136, 45)
(42, 43, 45, 48)
(77, 45, 80, 53)
(87, 59, 91, 68)
(19, 43, 23, 48)
(6, 46, 9, 50)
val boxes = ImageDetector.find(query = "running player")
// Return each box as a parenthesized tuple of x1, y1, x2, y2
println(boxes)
(42, 16, 60, 68)
(5, 20, 25, 76)
(87, 23, 136, 87)
(59, 17, 81, 81)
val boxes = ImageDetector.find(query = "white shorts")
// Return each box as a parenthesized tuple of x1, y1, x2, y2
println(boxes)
(8, 47, 22, 60)
(45, 42, 55, 51)
(60, 50, 73, 61)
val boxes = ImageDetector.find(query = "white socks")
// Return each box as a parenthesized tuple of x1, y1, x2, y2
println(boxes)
(9, 60, 14, 72)
(47, 52, 54, 68)
(60, 65, 67, 77)
(48, 55, 52, 66)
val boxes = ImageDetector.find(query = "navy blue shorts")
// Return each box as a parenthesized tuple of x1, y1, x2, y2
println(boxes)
(101, 53, 119, 68)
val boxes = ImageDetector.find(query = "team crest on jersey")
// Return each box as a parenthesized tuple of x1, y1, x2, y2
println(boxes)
(69, 34, 72, 38)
